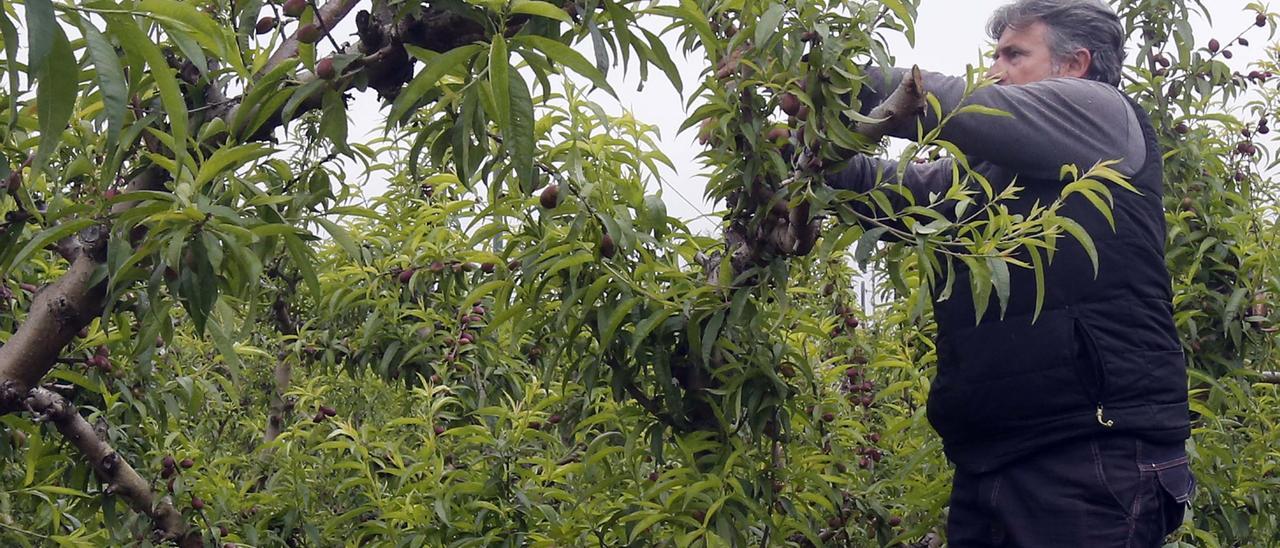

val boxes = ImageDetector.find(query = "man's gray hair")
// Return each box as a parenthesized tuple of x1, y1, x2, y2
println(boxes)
(988, 0, 1126, 86)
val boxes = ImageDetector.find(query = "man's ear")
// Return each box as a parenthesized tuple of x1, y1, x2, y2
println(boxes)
(1062, 48, 1093, 78)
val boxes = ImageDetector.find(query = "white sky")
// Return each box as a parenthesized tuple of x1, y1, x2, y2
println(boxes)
(344, 0, 1272, 236)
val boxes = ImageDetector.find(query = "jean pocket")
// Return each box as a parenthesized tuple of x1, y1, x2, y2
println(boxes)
(1155, 460, 1194, 504)
(1153, 460, 1195, 536)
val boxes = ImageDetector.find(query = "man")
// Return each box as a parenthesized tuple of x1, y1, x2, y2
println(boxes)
(825, 1, 1194, 545)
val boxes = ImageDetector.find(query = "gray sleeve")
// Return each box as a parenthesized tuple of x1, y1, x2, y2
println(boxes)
(826, 156, 960, 230)
(859, 68, 1146, 179)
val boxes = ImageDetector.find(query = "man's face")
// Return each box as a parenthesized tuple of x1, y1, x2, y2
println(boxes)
(987, 21, 1086, 85)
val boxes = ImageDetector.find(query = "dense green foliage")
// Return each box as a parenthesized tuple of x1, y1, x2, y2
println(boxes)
(0, 0, 1277, 546)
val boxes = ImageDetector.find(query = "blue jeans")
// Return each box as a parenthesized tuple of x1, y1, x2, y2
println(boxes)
(946, 435, 1194, 547)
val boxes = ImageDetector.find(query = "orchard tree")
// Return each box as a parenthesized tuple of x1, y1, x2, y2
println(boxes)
(0, 0, 1277, 546)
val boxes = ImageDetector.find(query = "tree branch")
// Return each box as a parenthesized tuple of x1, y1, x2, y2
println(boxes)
(261, 0, 363, 78)
(1262, 371, 1279, 384)
(21, 387, 201, 547)
(265, 283, 300, 443)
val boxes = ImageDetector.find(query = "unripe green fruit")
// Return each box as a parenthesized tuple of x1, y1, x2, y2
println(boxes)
(282, 0, 307, 17)
(296, 23, 323, 44)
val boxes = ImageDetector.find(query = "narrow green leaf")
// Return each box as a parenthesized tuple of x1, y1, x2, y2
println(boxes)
(1027, 244, 1046, 323)
(854, 227, 889, 264)
(24, 0, 54, 78)
(106, 14, 188, 179)
(319, 88, 349, 152)
(988, 257, 1010, 320)
(507, 66, 535, 194)
(283, 233, 321, 301)
(514, 35, 616, 97)
(195, 143, 275, 187)
(1057, 217, 1098, 277)
(601, 297, 640, 357)
(489, 34, 510, 135)
(1, 219, 94, 276)
(311, 216, 360, 260)
(510, 0, 572, 24)
(34, 26, 77, 172)
(389, 44, 483, 126)
(700, 311, 724, 366)
(78, 17, 128, 154)
(754, 4, 786, 46)
(0, 1, 22, 126)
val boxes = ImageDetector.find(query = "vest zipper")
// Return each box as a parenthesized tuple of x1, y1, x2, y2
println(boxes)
(1072, 312, 1114, 428)
(1096, 404, 1114, 428)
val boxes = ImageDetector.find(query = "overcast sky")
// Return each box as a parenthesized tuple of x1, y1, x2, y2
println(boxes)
(346, 0, 1271, 235)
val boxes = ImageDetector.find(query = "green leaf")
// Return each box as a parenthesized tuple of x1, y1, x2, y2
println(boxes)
(320, 88, 349, 153)
(854, 227, 888, 264)
(1, 219, 94, 277)
(754, 4, 786, 47)
(195, 143, 275, 188)
(283, 233, 321, 301)
(953, 103, 1012, 118)
(988, 257, 1010, 320)
(311, 216, 360, 260)
(510, 0, 573, 24)
(34, 24, 77, 173)
(700, 310, 724, 366)
(507, 66, 535, 195)
(389, 44, 483, 126)
(78, 17, 128, 155)
(24, 0, 54, 78)
(1027, 244, 1046, 323)
(1057, 216, 1098, 277)
(514, 35, 616, 97)
(0, 1, 22, 126)
(601, 297, 640, 348)
(106, 14, 188, 179)
(489, 34, 510, 135)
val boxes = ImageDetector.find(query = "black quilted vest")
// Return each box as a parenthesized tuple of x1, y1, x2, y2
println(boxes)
(926, 96, 1191, 473)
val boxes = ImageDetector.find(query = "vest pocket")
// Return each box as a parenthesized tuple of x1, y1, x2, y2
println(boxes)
(1071, 316, 1108, 409)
